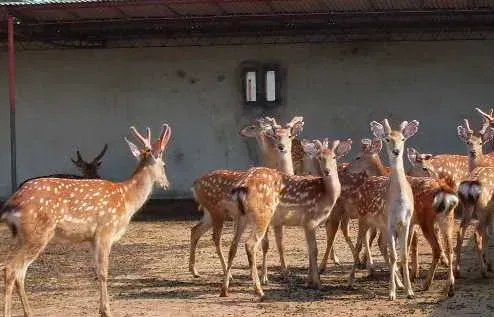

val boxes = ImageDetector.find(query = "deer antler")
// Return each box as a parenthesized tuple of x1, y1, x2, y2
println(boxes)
(129, 126, 151, 148)
(383, 119, 392, 133)
(92, 144, 108, 163)
(476, 107, 494, 122)
(286, 116, 304, 128)
(463, 119, 473, 134)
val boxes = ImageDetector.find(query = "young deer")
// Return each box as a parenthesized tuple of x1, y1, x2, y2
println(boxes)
(370, 119, 417, 300)
(189, 116, 303, 281)
(0, 124, 171, 317)
(457, 166, 494, 278)
(221, 138, 352, 298)
(17, 145, 109, 188)
(319, 139, 385, 275)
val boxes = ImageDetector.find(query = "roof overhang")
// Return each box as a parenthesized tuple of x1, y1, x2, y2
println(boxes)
(1, 0, 494, 49)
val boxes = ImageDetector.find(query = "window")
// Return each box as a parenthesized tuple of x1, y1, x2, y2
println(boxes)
(240, 61, 282, 107)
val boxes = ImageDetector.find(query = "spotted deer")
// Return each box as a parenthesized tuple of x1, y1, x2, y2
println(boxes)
(319, 138, 385, 274)
(455, 118, 494, 277)
(18, 144, 109, 188)
(475, 107, 494, 152)
(365, 119, 418, 300)
(189, 116, 304, 281)
(0, 124, 171, 317)
(457, 166, 494, 278)
(220, 138, 352, 298)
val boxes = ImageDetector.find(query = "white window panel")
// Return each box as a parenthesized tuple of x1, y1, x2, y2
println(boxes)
(245, 71, 256, 102)
(265, 70, 276, 102)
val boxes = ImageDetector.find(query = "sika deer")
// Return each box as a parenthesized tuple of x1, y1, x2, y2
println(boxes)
(319, 138, 385, 274)
(18, 144, 109, 188)
(221, 138, 352, 298)
(189, 116, 303, 281)
(455, 118, 494, 277)
(0, 124, 171, 317)
(365, 119, 418, 300)
(457, 166, 494, 278)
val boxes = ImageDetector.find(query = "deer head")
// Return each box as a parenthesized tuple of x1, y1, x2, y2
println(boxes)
(71, 144, 108, 178)
(406, 147, 436, 177)
(124, 124, 172, 189)
(346, 138, 385, 175)
(370, 119, 419, 167)
(240, 116, 304, 173)
(301, 138, 352, 176)
(457, 118, 494, 159)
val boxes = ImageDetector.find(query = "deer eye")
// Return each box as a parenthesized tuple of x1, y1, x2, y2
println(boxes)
(333, 155, 336, 159)
(355, 156, 361, 160)
(385, 138, 390, 143)
(401, 138, 405, 141)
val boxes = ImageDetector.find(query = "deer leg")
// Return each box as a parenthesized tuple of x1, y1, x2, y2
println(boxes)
(348, 225, 366, 287)
(454, 207, 473, 278)
(245, 223, 269, 298)
(419, 221, 441, 292)
(94, 235, 113, 317)
(363, 228, 375, 275)
(304, 226, 320, 289)
(5, 230, 52, 317)
(440, 214, 455, 297)
(189, 211, 213, 278)
(273, 225, 289, 280)
(435, 224, 448, 266)
(320, 212, 341, 274)
(341, 215, 357, 266)
(212, 216, 230, 281)
(220, 216, 247, 297)
(260, 227, 270, 285)
(388, 231, 399, 301)
(474, 217, 488, 278)
(408, 227, 419, 282)
(400, 223, 415, 299)
(362, 227, 378, 268)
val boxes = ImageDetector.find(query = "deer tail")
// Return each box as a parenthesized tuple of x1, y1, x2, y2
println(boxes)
(432, 185, 459, 214)
(230, 186, 248, 215)
(458, 180, 481, 206)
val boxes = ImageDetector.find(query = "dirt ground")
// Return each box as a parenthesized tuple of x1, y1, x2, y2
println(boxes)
(0, 216, 493, 317)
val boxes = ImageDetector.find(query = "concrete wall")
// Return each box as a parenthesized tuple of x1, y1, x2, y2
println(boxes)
(1, 41, 493, 199)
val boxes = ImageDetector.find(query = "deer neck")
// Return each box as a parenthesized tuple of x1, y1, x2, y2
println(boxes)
(321, 171, 341, 205)
(388, 155, 408, 186)
(120, 162, 155, 220)
(469, 151, 484, 172)
(367, 155, 388, 176)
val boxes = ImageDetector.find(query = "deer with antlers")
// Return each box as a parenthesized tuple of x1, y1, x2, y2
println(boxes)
(189, 116, 304, 282)
(0, 124, 171, 317)
(457, 166, 494, 278)
(220, 138, 352, 298)
(476, 107, 494, 152)
(455, 118, 494, 278)
(18, 145, 109, 188)
(331, 127, 459, 298)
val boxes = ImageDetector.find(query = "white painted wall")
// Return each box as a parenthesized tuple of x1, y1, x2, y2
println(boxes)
(1, 41, 493, 199)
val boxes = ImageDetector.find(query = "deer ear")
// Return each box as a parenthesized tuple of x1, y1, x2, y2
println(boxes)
(239, 124, 258, 138)
(402, 120, 419, 139)
(423, 154, 433, 160)
(457, 126, 469, 142)
(406, 148, 418, 166)
(301, 139, 317, 157)
(335, 139, 352, 159)
(288, 116, 304, 139)
(370, 139, 382, 154)
(125, 137, 141, 159)
(370, 121, 385, 139)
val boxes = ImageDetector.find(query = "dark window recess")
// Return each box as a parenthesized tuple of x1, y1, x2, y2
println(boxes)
(240, 62, 283, 108)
